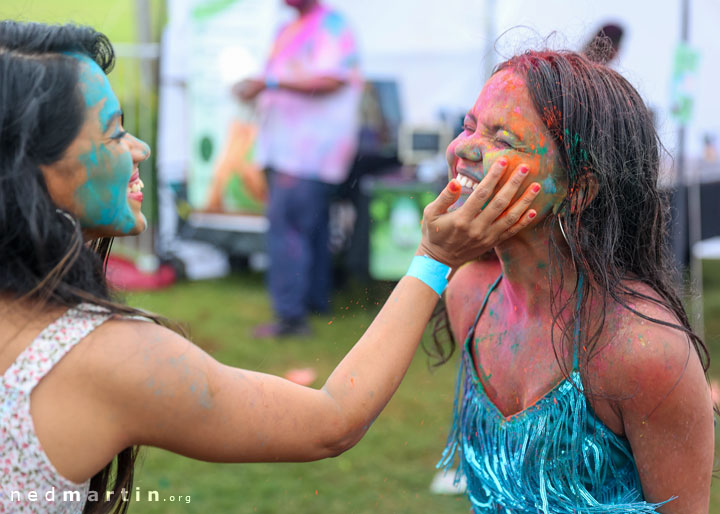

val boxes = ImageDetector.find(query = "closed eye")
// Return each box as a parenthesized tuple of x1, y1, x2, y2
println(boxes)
(462, 114, 477, 134)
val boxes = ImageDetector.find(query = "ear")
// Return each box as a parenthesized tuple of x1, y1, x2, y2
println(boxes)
(569, 173, 599, 214)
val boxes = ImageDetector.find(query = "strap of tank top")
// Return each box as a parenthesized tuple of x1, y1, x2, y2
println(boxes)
(572, 272, 585, 371)
(466, 273, 503, 342)
(1, 303, 111, 393)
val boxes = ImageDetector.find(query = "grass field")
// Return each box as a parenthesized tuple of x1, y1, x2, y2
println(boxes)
(118, 261, 720, 514)
(124, 274, 470, 514)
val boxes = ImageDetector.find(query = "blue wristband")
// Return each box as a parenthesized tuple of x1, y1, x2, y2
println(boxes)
(405, 255, 452, 296)
(264, 77, 279, 89)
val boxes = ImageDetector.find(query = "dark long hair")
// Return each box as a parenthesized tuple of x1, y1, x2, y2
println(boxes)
(427, 50, 708, 392)
(0, 21, 165, 514)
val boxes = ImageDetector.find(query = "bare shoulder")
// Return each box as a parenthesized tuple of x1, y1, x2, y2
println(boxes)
(77, 316, 220, 441)
(587, 280, 708, 419)
(80, 315, 205, 367)
(586, 282, 713, 510)
(26, 313, 216, 483)
(445, 257, 502, 342)
(77, 315, 211, 384)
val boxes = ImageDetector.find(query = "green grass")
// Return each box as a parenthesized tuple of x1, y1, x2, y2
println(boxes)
(705, 261, 720, 514)
(124, 274, 469, 514)
(117, 262, 720, 513)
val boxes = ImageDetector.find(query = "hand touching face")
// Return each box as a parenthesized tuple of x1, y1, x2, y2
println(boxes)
(446, 70, 566, 222)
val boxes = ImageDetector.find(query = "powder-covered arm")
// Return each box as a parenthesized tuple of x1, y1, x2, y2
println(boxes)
(80, 162, 541, 467)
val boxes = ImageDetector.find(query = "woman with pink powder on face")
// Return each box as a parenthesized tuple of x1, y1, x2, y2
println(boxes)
(0, 21, 541, 514)
(430, 51, 713, 513)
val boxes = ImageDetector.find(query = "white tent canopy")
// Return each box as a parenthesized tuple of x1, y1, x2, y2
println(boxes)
(330, 0, 719, 160)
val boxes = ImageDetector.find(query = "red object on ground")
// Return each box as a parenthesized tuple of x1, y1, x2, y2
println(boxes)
(283, 368, 318, 386)
(105, 255, 176, 291)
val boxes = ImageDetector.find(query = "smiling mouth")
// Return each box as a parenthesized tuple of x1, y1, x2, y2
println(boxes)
(456, 173, 480, 191)
(127, 169, 144, 199)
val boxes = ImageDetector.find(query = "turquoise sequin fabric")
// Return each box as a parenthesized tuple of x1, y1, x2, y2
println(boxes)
(438, 274, 673, 513)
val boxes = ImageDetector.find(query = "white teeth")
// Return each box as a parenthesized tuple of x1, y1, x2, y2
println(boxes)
(458, 175, 479, 189)
(472, 182, 479, 190)
(127, 180, 144, 194)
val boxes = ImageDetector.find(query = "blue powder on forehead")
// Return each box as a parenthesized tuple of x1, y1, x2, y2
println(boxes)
(64, 52, 121, 131)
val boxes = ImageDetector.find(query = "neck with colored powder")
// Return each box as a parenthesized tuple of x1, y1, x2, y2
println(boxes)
(494, 222, 578, 321)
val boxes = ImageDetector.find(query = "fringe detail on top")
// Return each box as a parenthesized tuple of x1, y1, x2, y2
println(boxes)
(438, 354, 675, 513)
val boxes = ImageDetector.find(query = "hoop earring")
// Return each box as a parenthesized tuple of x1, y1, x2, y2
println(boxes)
(56, 208, 77, 228)
(558, 216, 570, 247)
(558, 216, 577, 271)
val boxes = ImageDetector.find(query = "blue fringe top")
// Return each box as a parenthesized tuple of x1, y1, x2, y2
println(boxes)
(438, 274, 673, 513)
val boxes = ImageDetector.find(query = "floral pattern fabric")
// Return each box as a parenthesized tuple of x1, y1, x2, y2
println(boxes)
(1, 304, 111, 513)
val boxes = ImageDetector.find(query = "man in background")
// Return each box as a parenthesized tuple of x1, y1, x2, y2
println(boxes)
(235, 0, 362, 338)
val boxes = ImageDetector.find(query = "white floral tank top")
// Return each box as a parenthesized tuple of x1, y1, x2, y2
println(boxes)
(1, 304, 112, 513)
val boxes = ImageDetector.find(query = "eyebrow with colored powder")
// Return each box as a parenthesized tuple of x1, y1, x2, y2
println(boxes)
(104, 110, 123, 132)
(483, 124, 522, 142)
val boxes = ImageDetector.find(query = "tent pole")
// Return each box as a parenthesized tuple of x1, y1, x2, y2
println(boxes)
(681, 0, 705, 339)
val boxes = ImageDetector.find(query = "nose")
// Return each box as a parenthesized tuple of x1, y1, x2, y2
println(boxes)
(129, 134, 151, 164)
(454, 137, 483, 162)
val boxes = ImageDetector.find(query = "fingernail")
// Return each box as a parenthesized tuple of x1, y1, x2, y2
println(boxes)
(448, 179, 461, 193)
(528, 211, 537, 219)
(520, 166, 529, 175)
(532, 184, 541, 193)
(498, 158, 508, 167)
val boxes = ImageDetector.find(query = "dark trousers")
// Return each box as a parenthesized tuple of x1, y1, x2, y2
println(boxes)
(266, 170, 334, 323)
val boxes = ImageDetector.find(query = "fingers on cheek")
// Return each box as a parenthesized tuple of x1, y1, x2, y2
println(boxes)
(504, 213, 519, 227)
(485, 151, 523, 174)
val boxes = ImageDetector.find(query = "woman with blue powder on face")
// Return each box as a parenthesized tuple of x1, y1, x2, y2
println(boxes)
(430, 50, 713, 513)
(0, 22, 542, 513)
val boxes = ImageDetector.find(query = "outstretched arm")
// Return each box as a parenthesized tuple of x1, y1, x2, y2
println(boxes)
(92, 160, 542, 463)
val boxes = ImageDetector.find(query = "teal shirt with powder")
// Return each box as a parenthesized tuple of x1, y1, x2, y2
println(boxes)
(438, 273, 674, 513)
